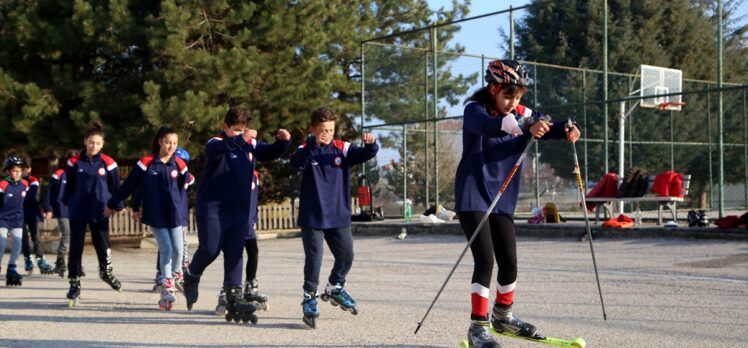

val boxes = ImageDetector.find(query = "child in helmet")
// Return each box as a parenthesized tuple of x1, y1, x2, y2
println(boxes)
(455, 60, 580, 347)
(0, 155, 31, 286)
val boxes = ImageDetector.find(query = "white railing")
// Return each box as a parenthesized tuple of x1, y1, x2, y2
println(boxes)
(40, 198, 360, 237)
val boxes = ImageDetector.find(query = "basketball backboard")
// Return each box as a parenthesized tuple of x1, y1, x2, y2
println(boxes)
(640, 64, 683, 111)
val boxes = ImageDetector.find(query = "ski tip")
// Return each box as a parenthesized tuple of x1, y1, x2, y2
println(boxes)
(572, 337, 587, 348)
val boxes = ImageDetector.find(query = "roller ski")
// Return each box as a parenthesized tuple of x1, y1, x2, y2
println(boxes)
(158, 278, 176, 311)
(320, 283, 358, 315)
(37, 257, 55, 275)
(24, 256, 34, 275)
(99, 270, 122, 292)
(183, 269, 200, 310)
(301, 291, 320, 329)
(488, 303, 586, 347)
(53, 258, 65, 278)
(6, 264, 23, 286)
(66, 277, 81, 307)
(243, 279, 268, 311)
(215, 286, 228, 315)
(224, 286, 258, 324)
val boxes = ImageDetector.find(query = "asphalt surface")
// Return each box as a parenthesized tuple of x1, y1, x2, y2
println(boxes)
(1, 234, 747, 347)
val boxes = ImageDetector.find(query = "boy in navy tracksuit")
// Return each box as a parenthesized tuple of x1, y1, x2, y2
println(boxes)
(21, 161, 54, 274)
(215, 167, 268, 315)
(106, 126, 191, 311)
(291, 106, 378, 329)
(62, 122, 124, 306)
(455, 60, 580, 347)
(182, 106, 290, 321)
(42, 150, 79, 277)
(0, 155, 30, 286)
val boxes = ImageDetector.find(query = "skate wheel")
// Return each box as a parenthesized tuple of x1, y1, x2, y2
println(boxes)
(233, 314, 241, 323)
(350, 307, 358, 315)
(249, 314, 258, 325)
(303, 316, 316, 329)
(67, 298, 78, 307)
(571, 337, 587, 348)
(459, 340, 469, 348)
(320, 294, 329, 301)
(224, 313, 233, 322)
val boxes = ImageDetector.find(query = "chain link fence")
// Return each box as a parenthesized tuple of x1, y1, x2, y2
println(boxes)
(360, 1, 748, 220)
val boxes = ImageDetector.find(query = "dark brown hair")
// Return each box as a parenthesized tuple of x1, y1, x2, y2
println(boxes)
(150, 126, 178, 154)
(224, 106, 252, 127)
(465, 84, 528, 115)
(84, 121, 105, 140)
(310, 107, 338, 127)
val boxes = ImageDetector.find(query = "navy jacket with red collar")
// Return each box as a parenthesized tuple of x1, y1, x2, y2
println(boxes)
(291, 137, 378, 229)
(62, 152, 122, 223)
(195, 132, 290, 224)
(22, 175, 43, 223)
(0, 177, 29, 229)
(42, 169, 68, 218)
(455, 103, 566, 215)
(108, 154, 190, 229)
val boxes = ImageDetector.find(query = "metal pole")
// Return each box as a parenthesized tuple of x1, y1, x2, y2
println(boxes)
(432, 27, 439, 208)
(618, 100, 625, 213)
(509, 6, 515, 60)
(481, 55, 485, 87)
(583, 71, 589, 185)
(360, 43, 366, 177)
(708, 92, 714, 210)
(425, 52, 430, 208)
(534, 64, 540, 208)
(743, 90, 747, 207)
(670, 110, 674, 170)
(403, 124, 408, 219)
(603, 0, 609, 172)
(717, 0, 724, 217)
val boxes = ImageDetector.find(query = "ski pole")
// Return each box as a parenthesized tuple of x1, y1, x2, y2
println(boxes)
(567, 119, 607, 320)
(415, 125, 542, 335)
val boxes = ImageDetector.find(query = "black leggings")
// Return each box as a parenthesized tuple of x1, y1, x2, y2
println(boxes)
(458, 211, 518, 288)
(244, 238, 258, 281)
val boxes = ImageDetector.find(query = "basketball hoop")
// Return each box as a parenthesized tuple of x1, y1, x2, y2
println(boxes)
(657, 101, 686, 110)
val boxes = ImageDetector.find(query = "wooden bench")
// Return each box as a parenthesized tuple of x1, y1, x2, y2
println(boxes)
(585, 174, 691, 225)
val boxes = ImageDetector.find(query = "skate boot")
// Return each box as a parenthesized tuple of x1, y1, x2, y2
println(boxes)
(24, 256, 34, 275)
(467, 320, 502, 348)
(66, 276, 81, 307)
(37, 257, 55, 275)
(99, 270, 122, 292)
(225, 286, 258, 324)
(243, 279, 268, 311)
(53, 257, 66, 278)
(183, 268, 201, 310)
(215, 286, 228, 315)
(158, 278, 176, 311)
(301, 290, 320, 329)
(320, 283, 358, 315)
(6, 264, 23, 286)
(491, 303, 541, 339)
(152, 271, 164, 293)
(174, 272, 184, 292)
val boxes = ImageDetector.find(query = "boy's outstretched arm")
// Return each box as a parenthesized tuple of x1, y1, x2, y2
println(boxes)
(204, 134, 253, 161)
(346, 133, 379, 166)
(290, 136, 318, 170)
(255, 129, 292, 162)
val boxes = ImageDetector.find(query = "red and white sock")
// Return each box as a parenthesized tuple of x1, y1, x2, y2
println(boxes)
(496, 281, 516, 306)
(470, 283, 490, 319)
